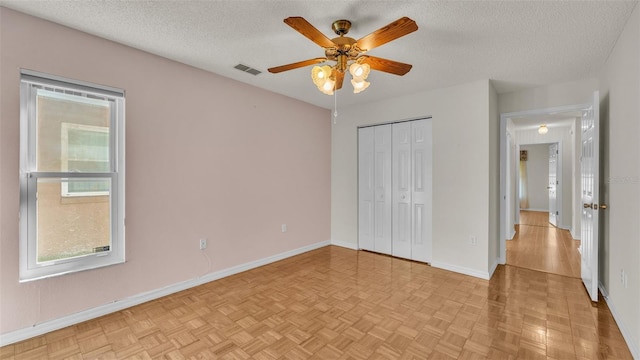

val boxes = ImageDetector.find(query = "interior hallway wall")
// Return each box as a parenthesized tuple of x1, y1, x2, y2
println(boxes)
(597, 3, 640, 356)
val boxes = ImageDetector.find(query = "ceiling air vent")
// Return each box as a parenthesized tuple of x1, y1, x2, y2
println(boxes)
(234, 63, 262, 76)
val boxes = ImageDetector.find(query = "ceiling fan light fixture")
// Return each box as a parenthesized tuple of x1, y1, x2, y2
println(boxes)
(319, 77, 335, 95)
(538, 124, 549, 134)
(311, 65, 332, 87)
(349, 62, 370, 80)
(351, 78, 370, 93)
(270, 17, 418, 97)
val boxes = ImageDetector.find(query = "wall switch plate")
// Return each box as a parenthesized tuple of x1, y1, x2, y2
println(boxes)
(469, 236, 477, 246)
(199, 238, 207, 250)
(281, 224, 287, 233)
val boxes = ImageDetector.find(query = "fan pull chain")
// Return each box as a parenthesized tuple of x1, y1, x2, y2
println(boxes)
(333, 86, 338, 125)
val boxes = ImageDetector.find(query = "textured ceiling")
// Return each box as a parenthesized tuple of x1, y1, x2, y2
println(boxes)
(1, 0, 637, 110)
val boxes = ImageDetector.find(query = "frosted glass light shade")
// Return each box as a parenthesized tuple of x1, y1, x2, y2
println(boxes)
(311, 65, 333, 87)
(349, 63, 370, 79)
(351, 78, 370, 93)
(538, 124, 548, 134)
(320, 78, 335, 95)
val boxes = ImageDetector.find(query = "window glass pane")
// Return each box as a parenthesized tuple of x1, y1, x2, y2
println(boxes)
(36, 89, 111, 172)
(62, 124, 110, 195)
(36, 178, 111, 263)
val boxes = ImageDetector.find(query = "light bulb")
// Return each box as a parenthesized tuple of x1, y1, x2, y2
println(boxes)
(321, 79, 335, 95)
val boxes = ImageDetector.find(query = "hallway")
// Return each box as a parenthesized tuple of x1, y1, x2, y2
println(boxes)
(506, 210, 581, 278)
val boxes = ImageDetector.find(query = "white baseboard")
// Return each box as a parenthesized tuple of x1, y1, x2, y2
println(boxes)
(508, 228, 516, 240)
(570, 229, 580, 240)
(0, 240, 331, 347)
(489, 259, 500, 278)
(431, 261, 490, 280)
(330, 239, 358, 250)
(598, 283, 640, 360)
(521, 208, 548, 213)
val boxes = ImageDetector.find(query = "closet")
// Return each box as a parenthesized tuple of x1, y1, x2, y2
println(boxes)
(358, 118, 432, 263)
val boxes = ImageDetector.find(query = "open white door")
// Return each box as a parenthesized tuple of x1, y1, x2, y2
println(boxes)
(548, 143, 558, 227)
(580, 91, 600, 302)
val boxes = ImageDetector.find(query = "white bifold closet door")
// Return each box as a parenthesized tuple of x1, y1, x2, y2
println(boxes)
(358, 119, 432, 262)
(358, 125, 392, 254)
(392, 120, 432, 262)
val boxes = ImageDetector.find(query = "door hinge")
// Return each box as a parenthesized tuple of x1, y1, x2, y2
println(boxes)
(556, 211, 559, 215)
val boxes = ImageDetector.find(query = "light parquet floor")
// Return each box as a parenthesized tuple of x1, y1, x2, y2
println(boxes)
(1, 246, 632, 359)
(507, 211, 582, 278)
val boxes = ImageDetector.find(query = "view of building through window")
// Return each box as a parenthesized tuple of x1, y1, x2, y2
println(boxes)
(35, 90, 111, 263)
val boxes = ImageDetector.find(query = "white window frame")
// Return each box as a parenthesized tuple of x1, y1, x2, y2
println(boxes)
(19, 69, 126, 282)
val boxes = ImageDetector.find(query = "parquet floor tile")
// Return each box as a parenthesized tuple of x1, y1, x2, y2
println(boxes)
(2, 246, 633, 359)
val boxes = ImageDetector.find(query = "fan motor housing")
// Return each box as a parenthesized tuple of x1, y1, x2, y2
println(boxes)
(332, 19, 352, 35)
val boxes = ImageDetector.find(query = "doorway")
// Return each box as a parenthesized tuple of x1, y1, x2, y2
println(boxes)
(518, 143, 561, 225)
(499, 105, 584, 277)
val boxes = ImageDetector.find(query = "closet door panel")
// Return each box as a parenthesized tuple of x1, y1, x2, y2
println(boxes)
(358, 127, 375, 251)
(373, 125, 392, 254)
(392, 122, 412, 259)
(411, 119, 432, 262)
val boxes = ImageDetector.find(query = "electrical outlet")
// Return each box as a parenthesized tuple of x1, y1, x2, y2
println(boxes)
(469, 236, 477, 246)
(199, 238, 207, 250)
(621, 269, 625, 284)
(282, 224, 287, 233)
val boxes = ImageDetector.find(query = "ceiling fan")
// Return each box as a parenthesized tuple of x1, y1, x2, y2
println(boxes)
(268, 16, 418, 95)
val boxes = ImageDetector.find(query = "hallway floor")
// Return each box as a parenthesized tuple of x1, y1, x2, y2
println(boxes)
(506, 210, 581, 278)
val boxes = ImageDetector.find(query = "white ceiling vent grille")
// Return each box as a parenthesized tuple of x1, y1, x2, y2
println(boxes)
(234, 64, 262, 76)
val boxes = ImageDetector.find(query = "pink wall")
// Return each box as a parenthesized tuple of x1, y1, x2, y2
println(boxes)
(0, 7, 331, 335)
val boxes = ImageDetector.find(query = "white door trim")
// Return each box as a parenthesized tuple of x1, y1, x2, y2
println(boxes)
(499, 103, 589, 264)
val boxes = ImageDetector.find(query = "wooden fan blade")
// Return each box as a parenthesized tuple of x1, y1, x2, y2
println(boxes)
(284, 17, 336, 48)
(268, 58, 327, 73)
(360, 56, 413, 75)
(334, 70, 344, 90)
(356, 17, 418, 52)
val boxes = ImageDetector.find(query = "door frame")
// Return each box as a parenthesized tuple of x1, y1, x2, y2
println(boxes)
(514, 141, 563, 227)
(499, 104, 588, 263)
(548, 142, 560, 227)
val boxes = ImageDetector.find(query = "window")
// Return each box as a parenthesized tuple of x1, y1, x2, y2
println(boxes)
(19, 70, 125, 281)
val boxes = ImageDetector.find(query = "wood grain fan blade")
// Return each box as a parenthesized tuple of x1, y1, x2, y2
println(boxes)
(334, 70, 344, 90)
(359, 56, 413, 75)
(356, 17, 418, 52)
(268, 58, 327, 73)
(284, 17, 336, 48)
